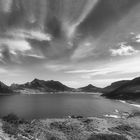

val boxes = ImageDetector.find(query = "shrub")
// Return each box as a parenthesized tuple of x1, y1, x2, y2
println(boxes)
(113, 125, 132, 132)
(128, 111, 140, 118)
(2, 114, 30, 137)
(50, 136, 62, 140)
(2, 121, 18, 136)
(88, 134, 128, 140)
(81, 118, 93, 124)
(2, 113, 19, 124)
(2, 114, 30, 125)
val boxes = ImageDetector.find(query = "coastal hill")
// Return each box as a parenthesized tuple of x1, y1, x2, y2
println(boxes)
(102, 77, 140, 100)
(11, 79, 74, 92)
(101, 80, 130, 94)
(0, 81, 13, 94)
(78, 84, 102, 93)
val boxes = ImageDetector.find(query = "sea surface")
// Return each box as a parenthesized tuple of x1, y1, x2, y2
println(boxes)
(0, 93, 140, 119)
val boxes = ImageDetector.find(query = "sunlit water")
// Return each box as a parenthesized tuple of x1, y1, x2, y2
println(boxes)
(0, 93, 139, 119)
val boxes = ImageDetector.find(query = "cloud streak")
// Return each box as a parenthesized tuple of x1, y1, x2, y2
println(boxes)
(71, 39, 96, 61)
(66, 56, 140, 81)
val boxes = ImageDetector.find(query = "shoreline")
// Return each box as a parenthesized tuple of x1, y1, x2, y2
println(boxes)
(119, 100, 140, 108)
(0, 91, 101, 96)
(18, 91, 101, 95)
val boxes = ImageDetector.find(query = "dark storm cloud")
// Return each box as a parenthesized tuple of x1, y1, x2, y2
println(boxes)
(79, 0, 140, 38)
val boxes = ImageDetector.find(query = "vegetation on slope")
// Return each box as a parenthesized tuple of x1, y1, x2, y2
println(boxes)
(3, 114, 140, 140)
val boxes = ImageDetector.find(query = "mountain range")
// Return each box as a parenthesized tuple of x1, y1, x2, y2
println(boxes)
(0, 79, 102, 94)
(10, 79, 74, 93)
(10, 79, 103, 93)
(0, 77, 140, 101)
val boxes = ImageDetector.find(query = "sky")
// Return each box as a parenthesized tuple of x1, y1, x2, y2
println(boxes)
(0, 0, 140, 88)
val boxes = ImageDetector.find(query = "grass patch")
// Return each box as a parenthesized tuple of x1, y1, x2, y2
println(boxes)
(88, 134, 128, 140)
(2, 113, 29, 124)
(128, 111, 140, 118)
(109, 124, 140, 139)
(2, 114, 30, 137)
(1, 114, 131, 140)
(2, 121, 19, 136)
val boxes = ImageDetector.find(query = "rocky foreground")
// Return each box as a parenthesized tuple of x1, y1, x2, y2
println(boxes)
(0, 113, 140, 140)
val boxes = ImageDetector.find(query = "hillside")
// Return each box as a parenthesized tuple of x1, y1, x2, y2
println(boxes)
(102, 77, 140, 100)
(0, 81, 13, 94)
(102, 80, 130, 94)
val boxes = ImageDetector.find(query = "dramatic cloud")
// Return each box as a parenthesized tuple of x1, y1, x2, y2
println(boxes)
(110, 42, 139, 56)
(6, 29, 51, 41)
(134, 34, 140, 42)
(62, 0, 98, 39)
(0, 39, 31, 52)
(0, 0, 140, 87)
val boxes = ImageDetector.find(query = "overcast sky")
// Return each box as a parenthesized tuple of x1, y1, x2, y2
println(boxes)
(0, 0, 140, 88)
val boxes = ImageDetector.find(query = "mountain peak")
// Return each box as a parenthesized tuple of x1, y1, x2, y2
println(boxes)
(87, 84, 94, 87)
(79, 84, 101, 92)
(32, 78, 41, 82)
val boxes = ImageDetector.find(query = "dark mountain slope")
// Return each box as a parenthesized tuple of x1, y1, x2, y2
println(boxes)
(102, 80, 130, 94)
(0, 81, 13, 94)
(103, 77, 140, 100)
